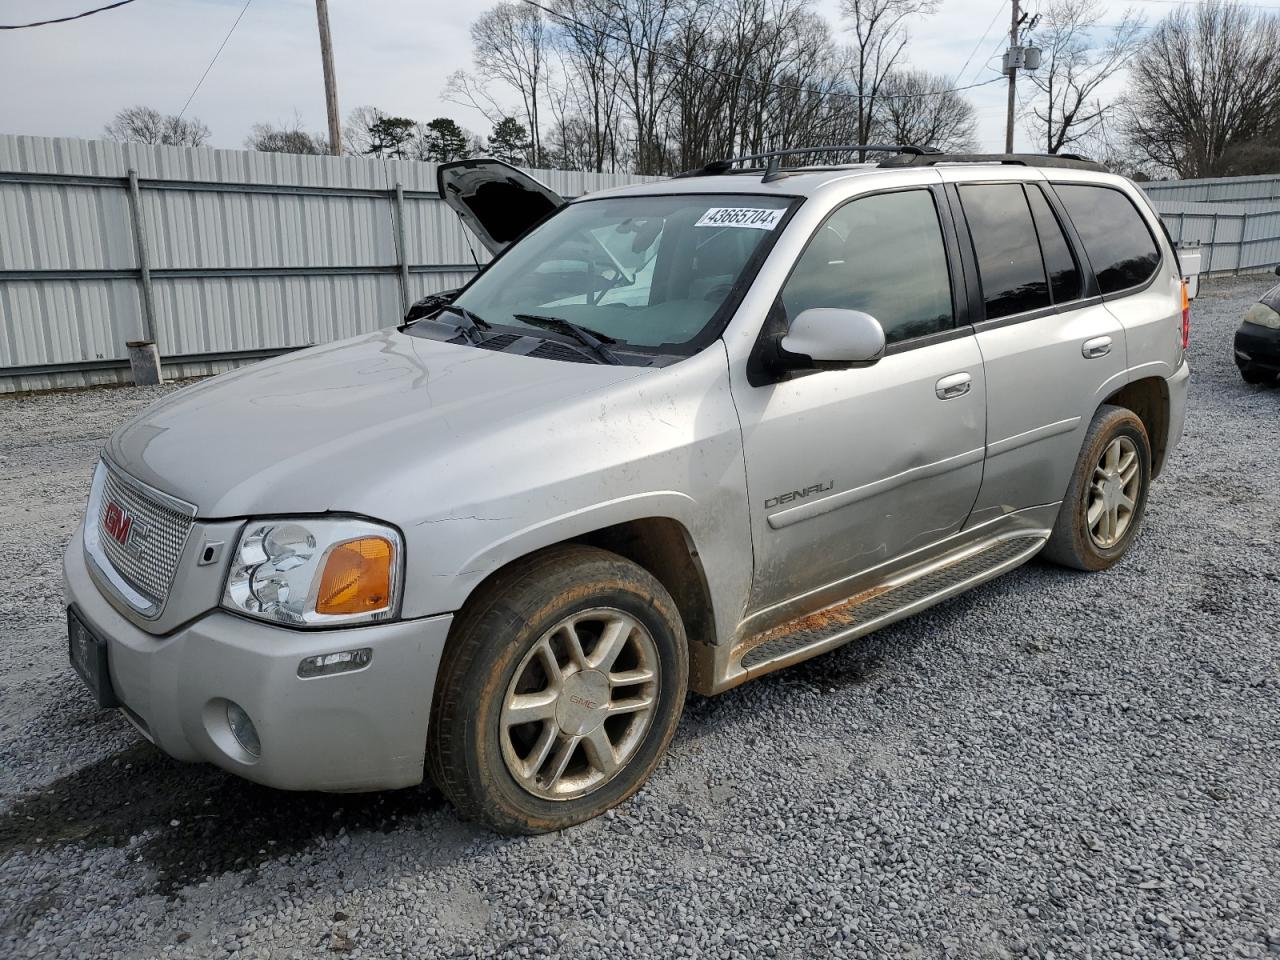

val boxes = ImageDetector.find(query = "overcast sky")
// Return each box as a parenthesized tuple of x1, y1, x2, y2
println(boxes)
(0, 0, 1150, 157)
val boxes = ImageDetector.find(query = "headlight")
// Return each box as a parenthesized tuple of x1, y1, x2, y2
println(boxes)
(222, 517, 402, 627)
(1245, 302, 1280, 330)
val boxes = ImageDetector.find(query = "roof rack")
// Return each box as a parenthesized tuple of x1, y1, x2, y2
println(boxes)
(678, 144, 937, 183)
(877, 151, 1108, 172)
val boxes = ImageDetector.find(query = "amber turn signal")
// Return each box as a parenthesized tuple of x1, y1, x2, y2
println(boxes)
(315, 537, 394, 615)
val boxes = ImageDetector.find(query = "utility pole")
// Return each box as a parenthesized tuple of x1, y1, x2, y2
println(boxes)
(315, 0, 342, 157)
(1005, 0, 1020, 154)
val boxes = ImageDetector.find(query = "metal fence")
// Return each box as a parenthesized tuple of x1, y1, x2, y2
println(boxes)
(1141, 173, 1280, 276)
(0, 134, 650, 393)
(1145, 196, 1280, 277)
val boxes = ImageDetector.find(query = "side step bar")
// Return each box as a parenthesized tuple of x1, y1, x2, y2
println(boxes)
(730, 535, 1047, 682)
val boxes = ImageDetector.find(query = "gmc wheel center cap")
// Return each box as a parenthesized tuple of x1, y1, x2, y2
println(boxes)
(557, 670, 610, 737)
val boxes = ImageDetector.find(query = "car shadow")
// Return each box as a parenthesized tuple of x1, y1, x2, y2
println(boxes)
(0, 739, 451, 896)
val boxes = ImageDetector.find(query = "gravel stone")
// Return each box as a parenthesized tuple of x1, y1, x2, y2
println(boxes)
(1, 276, 1278, 958)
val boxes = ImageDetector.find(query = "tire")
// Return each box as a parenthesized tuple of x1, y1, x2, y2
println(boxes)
(1042, 404, 1152, 572)
(426, 544, 688, 834)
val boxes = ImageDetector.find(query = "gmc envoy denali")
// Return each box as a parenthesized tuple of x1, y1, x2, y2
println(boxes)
(65, 147, 1193, 833)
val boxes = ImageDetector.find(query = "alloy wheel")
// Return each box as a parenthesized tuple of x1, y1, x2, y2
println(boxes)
(1087, 435, 1141, 548)
(499, 608, 659, 801)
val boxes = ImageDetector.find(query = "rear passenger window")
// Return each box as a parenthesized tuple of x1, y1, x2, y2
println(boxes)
(959, 184, 1050, 320)
(1026, 186, 1081, 303)
(781, 190, 954, 345)
(1055, 184, 1161, 295)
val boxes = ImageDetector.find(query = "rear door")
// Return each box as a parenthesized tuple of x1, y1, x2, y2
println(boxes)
(948, 176, 1127, 526)
(1053, 182, 1183, 382)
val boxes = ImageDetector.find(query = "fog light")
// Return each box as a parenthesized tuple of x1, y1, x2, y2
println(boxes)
(226, 701, 261, 758)
(298, 648, 372, 678)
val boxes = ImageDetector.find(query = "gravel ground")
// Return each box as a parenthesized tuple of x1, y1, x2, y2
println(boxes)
(1, 276, 1278, 960)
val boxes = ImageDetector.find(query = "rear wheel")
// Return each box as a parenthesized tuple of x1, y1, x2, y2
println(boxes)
(1043, 405, 1152, 571)
(427, 545, 688, 834)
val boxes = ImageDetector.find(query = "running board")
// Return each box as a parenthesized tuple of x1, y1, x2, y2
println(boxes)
(730, 535, 1046, 681)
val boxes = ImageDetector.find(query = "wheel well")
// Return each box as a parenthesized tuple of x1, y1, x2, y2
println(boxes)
(1104, 377, 1171, 477)
(571, 518, 717, 651)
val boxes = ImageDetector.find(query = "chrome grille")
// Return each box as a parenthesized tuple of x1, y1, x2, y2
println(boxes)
(91, 462, 196, 610)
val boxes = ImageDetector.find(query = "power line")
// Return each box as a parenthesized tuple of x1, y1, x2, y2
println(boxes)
(517, 0, 1006, 101)
(176, 0, 254, 122)
(957, 0, 1008, 86)
(0, 0, 138, 30)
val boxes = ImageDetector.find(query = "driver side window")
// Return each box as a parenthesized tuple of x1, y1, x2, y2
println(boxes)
(781, 189, 955, 345)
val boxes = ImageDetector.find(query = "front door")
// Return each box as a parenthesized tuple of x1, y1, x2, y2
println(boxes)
(731, 187, 987, 618)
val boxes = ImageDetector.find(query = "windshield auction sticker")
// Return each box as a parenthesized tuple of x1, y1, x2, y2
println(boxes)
(695, 207, 785, 230)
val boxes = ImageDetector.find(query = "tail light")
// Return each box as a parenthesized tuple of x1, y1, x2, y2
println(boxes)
(1180, 279, 1190, 350)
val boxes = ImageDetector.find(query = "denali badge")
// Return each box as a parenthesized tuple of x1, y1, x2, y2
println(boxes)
(764, 481, 834, 510)
(103, 501, 147, 556)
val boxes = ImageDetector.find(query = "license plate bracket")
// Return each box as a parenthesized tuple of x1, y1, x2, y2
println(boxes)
(67, 608, 121, 709)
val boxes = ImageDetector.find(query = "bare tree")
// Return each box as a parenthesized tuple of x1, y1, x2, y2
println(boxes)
(839, 0, 939, 152)
(1123, 1, 1280, 177)
(104, 106, 210, 147)
(1023, 0, 1144, 155)
(875, 70, 978, 151)
(610, 0, 680, 175)
(470, 2, 550, 164)
(245, 115, 328, 155)
(450, 0, 951, 174)
(341, 105, 381, 156)
(550, 0, 625, 172)
(340, 106, 416, 158)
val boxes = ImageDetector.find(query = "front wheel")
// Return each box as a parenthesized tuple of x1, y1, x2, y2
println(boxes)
(1042, 404, 1152, 572)
(427, 545, 688, 834)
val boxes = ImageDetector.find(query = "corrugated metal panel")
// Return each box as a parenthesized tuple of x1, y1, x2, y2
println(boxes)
(140, 189, 395, 269)
(401, 197, 490, 268)
(151, 274, 404, 354)
(0, 278, 140, 367)
(0, 182, 134, 271)
(407, 270, 480, 302)
(1143, 174, 1280, 203)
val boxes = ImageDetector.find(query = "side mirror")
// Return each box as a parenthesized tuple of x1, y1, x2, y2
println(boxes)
(779, 308, 886, 370)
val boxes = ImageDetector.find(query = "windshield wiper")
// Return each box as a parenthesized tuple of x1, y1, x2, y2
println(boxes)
(430, 304, 492, 344)
(512, 314, 623, 365)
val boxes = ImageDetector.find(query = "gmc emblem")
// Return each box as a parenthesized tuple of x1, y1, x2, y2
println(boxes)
(103, 501, 144, 555)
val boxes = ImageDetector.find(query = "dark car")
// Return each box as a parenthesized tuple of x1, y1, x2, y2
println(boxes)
(1235, 266, 1280, 385)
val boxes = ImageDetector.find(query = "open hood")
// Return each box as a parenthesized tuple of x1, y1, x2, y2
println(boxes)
(437, 158, 565, 256)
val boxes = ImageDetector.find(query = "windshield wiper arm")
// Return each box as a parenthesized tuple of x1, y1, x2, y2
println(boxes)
(432, 304, 492, 344)
(511, 314, 623, 365)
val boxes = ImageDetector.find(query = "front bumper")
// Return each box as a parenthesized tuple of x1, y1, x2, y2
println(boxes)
(1234, 321, 1280, 377)
(63, 534, 452, 792)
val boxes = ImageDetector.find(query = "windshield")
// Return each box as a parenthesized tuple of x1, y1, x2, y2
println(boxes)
(451, 194, 795, 353)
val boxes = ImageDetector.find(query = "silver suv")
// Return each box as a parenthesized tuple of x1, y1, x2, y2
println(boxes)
(64, 148, 1192, 833)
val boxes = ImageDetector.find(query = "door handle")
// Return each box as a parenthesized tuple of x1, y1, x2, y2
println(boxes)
(935, 371, 972, 400)
(1082, 335, 1112, 359)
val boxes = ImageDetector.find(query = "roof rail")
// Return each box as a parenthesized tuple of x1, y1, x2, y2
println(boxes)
(877, 151, 1108, 173)
(677, 144, 938, 183)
